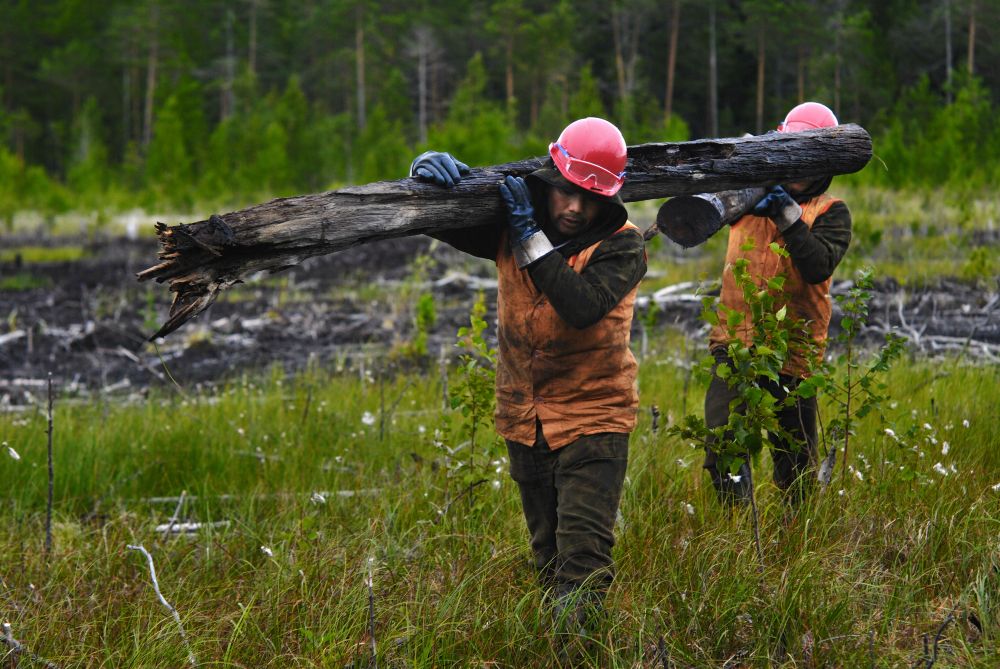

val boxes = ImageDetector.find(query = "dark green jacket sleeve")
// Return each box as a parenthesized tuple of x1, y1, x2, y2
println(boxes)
(781, 201, 852, 284)
(526, 228, 647, 329)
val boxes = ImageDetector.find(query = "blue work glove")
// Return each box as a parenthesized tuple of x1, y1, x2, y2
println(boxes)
(751, 185, 803, 232)
(498, 175, 539, 242)
(409, 150, 469, 187)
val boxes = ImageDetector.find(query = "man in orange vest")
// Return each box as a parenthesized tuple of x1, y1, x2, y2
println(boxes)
(704, 102, 853, 504)
(410, 117, 646, 633)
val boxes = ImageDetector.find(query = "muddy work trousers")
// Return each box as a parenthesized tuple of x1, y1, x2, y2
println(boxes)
(703, 348, 818, 505)
(506, 429, 629, 599)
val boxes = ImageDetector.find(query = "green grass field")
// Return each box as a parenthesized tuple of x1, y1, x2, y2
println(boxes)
(2, 341, 998, 667)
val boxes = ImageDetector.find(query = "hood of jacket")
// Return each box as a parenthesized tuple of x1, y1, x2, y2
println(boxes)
(525, 164, 630, 257)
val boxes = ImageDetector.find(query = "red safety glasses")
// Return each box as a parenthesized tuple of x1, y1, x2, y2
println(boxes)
(549, 142, 626, 197)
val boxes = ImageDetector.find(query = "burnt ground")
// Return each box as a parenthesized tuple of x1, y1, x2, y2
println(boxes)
(1, 234, 997, 408)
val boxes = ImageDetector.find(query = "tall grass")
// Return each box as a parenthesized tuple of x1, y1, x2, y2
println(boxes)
(1, 346, 997, 667)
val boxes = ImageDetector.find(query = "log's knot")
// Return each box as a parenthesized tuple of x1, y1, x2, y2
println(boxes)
(207, 214, 237, 245)
(174, 214, 237, 257)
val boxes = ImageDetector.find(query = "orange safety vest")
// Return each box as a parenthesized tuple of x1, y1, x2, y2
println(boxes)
(709, 194, 841, 377)
(494, 224, 641, 449)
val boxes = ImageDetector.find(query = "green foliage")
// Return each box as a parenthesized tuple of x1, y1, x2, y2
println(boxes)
(696, 256, 795, 474)
(668, 240, 807, 569)
(5, 1, 1000, 213)
(448, 291, 503, 510)
(66, 97, 111, 207)
(567, 63, 605, 121)
(0, 245, 86, 264)
(805, 267, 908, 487)
(0, 273, 51, 291)
(425, 53, 518, 167)
(960, 246, 1000, 288)
(357, 103, 411, 184)
(1, 347, 996, 666)
(145, 93, 195, 208)
(849, 76, 1000, 192)
(451, 291, 497, 439)
(392, 253, 438, 362)
(0, 146, 69, 227)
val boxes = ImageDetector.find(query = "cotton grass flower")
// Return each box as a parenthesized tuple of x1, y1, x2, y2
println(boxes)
(682, 502, 695, 516)
(884, 428, 897, 440)
(932, 462, 949, 476)
(726, 472, 742, 483)
(991, 482, 1000, 492)
(962, 419, 970, 428)
(941, 441, 950, 455)
(310, 492, 327, 505)
(4, 442, 19, 461)
(260, 546, 274, 557)
(361, 411, 376, 426)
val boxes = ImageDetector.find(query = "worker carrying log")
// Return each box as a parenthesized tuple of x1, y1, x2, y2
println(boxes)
(665, 102, 854, 506)
(137, 124, 871, 339)
(411, 117, 644, 647)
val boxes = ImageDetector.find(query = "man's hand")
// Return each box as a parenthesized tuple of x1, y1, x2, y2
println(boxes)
(499, 175, 539, 242)
(752, 185, 802, 232)
(409, 151, 469, 187)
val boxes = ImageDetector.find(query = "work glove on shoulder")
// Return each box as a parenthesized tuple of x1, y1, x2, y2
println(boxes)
(752, 185, 802, 233)
(499, 175, 552, 268)
(409, 151, 469, 187)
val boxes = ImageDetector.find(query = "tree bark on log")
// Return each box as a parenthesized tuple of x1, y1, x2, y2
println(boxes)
(137, 124, 871, 338)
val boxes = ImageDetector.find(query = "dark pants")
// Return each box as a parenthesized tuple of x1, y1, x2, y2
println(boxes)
(506, 428, 629, 599)
(703, 349, 818, 504)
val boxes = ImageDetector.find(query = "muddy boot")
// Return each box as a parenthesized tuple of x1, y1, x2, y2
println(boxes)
(548, 586, 604, 667)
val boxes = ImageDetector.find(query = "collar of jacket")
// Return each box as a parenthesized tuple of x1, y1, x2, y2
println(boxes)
(788, 175, 833, 203)
(525, 166, 629, 257)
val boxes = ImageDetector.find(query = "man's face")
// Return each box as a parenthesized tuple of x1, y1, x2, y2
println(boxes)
(784, 179, 814, 195)
(547, 185, 602, 238)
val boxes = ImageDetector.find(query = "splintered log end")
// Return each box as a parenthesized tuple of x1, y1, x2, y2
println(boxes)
(136, 261, 174, 282)
(149, 281, 223, 341)
(140, 215, 250, 337)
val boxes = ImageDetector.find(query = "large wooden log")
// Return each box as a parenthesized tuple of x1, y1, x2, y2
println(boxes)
(138, 124, 871, 338)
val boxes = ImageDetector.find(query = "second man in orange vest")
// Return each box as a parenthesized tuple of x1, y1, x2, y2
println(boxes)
(703, 102, 853, 505)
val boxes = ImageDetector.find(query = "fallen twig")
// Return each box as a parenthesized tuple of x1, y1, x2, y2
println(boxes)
(2, 621, 61, 668)
(366, 556, 378, 669)
(434, 479, 489, 523)
(655, 634, 672, 668)
(382, 376, 415, 443)
(140, 489, 380, 504)
(920, 605, 958, 669)
(154, 520, 231, 535)
(160, 491, 187, 541)
(126, 544, 198, 667)
(45, 373, 54, 557)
